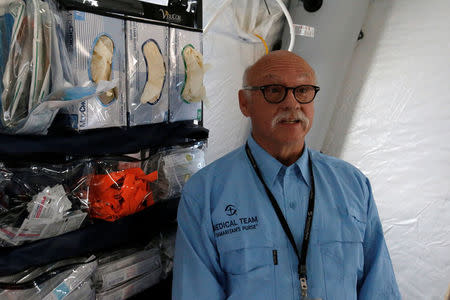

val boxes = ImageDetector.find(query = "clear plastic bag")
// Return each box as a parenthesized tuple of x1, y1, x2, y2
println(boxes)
(95, 266, 162, 300)
(146, 229, 176, 280)
(126, 20, 169, 126)
(0, 160, 92, 246)
(168, 28, 204, 122)
(0, 256, 97, 300)
(94, 247, 161, 292)
(144, 141, 206, 201)
(0, 0, 119, 134)
(88, 158, 158, 222)
(64, 279, 95, 300)
(59, 10, 127, 130)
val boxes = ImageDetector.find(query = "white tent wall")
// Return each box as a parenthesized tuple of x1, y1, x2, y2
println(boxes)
(322, 0, 450, 299)
(203, 0, 289, 163)
(203, 0, 450, 298)
(281, 0, 370, 151)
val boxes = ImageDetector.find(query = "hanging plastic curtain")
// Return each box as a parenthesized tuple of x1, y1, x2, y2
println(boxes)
(204, 0, 291, 52)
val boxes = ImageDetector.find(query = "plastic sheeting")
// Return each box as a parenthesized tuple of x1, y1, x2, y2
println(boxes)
(322, 0, 450, 298)
(204, 0, 450, 298)
(203, 0, 288, 163)
(281, 0, 370, 151)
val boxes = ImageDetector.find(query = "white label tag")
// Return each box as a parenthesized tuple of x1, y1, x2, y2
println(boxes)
(28, 185, 72, 219)
(139, 0, 169, 6)
(15, 218, 48, 241)
(294, 24, 315, 38)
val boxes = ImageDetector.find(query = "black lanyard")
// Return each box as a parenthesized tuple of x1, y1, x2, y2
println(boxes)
(245, 143, 315, 299)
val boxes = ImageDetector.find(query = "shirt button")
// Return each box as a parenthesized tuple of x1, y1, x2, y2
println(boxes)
(289, 202, 296, 209)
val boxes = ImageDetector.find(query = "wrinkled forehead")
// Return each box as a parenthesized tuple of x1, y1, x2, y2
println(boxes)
(257, 72, 314, 85)
(246, 56, 316, 86)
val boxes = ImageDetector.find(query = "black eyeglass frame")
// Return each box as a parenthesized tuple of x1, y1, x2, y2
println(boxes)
(242, 84, 320, 104)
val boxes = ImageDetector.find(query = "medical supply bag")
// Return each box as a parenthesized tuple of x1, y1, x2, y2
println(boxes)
(0, 159, 92, 246)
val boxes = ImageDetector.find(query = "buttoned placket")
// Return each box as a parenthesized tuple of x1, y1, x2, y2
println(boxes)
(277, 164, 311, 299)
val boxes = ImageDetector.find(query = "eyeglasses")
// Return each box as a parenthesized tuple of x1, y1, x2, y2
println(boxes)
(243, 84, 320, 104)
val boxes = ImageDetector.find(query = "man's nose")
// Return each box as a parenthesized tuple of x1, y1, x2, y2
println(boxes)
(281, 88, 301, 108)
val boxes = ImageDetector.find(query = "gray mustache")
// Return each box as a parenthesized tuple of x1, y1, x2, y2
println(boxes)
(272, 110, 310, 129)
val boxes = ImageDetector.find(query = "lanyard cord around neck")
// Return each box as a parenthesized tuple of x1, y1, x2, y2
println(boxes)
(245, 143, 315, 299)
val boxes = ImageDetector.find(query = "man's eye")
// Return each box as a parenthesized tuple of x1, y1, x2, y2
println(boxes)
(268, 87, 282, 93)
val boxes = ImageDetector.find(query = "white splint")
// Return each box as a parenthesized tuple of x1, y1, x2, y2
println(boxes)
(140, 40, 165, 104)
(181, 45, 206, 103)
(91, 35, 115, 104)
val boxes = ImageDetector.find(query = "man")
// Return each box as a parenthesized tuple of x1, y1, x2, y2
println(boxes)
(172, 50, 400, 299)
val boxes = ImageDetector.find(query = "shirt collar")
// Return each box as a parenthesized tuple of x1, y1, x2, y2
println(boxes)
(246, 135, 311, 188)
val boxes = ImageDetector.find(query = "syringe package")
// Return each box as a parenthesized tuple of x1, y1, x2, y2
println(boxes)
(61, 10, 126, 130)
(95, 266, 162, 300)
(144, 142, 206, 201)
(64, 279, 96, 300)
(169, 28, 204, 122)
(0, 256, 97, 300)
(126, 21, 169, 126)
(0, 160, 92, 246)
(94, 247, 161, 292)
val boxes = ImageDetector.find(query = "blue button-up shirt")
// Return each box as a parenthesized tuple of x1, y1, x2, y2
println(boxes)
(173, 136, 400, 300)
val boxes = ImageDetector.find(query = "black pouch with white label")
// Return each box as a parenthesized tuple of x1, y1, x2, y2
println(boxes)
(56, 0, 203, 30)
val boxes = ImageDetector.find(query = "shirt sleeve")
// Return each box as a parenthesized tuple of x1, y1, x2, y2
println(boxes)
(172, 191, 226, 300)
(358, 178, 402, 299)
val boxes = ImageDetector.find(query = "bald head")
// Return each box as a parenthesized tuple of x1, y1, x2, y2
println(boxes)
(238, 51, 316, 165)
(243, 50, 316, 87)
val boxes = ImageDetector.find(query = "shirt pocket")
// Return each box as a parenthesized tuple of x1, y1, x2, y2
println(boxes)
(220, 247, 275, 300)
(319, 211, 365, 300)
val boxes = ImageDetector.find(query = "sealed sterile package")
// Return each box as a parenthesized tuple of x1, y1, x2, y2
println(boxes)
(94, 247, 161, 292)
(169, 28, 204, 122)
(144, 142, 206, 201)
(42, 257, 97, 300)
(0, 256, 97, 300)
(61, 10, 126, 130)
(95, 266, 162, 300)
(0, 160, 92, 246)
(1, 0, 44, 130)
(0, 0, 15, 111)
(126, 21, 169, 126)
(0, 0, 111, 134)
(147, 227, 177, 279)
(64, 279, 95, 300)
(88, 158, 158, 222)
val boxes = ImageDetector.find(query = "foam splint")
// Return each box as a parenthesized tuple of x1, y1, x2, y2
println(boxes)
(181, 44, 206, 103)
(140, 40, 165, 104)
(91, 35, 115, 105)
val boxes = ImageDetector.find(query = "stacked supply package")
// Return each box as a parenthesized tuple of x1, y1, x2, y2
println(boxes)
(145, 142, 206, 201)
(169, 28, 204, 122)
(127, 21, 169, 126)
(62, 10, 127, 130)
(0, 1, 205, 298)
(94, 247, 162, 299)
(0, 256, 97, 299)
(0, 160, 91, 246)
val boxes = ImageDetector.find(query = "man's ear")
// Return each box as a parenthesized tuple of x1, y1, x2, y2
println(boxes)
(239, 90, 251, 117)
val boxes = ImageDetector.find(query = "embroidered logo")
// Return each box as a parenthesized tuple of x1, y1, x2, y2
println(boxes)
(225, 204, 237, 216)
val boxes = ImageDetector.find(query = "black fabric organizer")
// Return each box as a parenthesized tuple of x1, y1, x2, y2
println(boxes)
(0, 121, 207, 298)
(0, 198, 179, 277)
(0, 0, 204, 297)
(0, 121, 208, 160)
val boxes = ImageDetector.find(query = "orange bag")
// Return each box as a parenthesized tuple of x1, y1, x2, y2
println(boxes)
(89, 168, 158, 221)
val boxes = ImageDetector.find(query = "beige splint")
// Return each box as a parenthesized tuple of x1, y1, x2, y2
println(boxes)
(140, 40, 165, 104)
(91, 35, 115, 105)
(181, 45, 206, 103)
